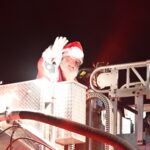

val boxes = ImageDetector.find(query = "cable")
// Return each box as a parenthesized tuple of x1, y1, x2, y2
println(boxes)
(9, 126, 19, 150)
(0, 125, 20, 136)
(0, 125, 21, 150)
(5, 137, 52, 150)
(6, 110, 136, 150)
(0, 126, 14, 136)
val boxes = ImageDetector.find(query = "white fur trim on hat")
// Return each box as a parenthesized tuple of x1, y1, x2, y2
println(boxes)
(62, 47, 84, 63)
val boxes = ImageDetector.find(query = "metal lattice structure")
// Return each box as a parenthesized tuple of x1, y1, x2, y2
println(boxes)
(89, 60, 150, 150)
(0, 79, 87, 150)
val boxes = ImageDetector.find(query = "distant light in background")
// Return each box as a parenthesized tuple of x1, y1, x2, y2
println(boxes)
(98, 1, 147, 63)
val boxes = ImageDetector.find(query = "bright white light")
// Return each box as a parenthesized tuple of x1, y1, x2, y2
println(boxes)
(0, 89, 20, 111)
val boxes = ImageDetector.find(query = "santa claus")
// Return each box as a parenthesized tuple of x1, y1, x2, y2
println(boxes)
(37, 36, 84, 82)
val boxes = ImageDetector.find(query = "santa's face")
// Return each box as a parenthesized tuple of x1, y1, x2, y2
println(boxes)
(60, 56, 81, 80)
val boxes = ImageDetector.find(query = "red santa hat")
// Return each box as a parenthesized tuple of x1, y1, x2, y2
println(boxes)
(62, 42, 84, 64)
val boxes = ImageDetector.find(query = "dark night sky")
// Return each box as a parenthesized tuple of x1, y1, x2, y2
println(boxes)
(0, 0, 150, 84)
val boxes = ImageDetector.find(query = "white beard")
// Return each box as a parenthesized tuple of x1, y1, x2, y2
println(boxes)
(60, 62, 79, 81)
